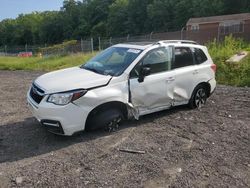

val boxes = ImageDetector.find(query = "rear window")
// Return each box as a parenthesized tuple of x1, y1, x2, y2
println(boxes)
(194, 48, 208, 64)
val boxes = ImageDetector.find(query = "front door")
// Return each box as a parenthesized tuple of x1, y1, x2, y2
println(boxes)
(129, 47, 175, 115)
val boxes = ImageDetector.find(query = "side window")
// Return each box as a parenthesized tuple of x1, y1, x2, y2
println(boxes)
(130, 62, 142, 79)
(194, 48, 208, 64)
(142, 47, 171, 74)
(172, 47, 194, 69)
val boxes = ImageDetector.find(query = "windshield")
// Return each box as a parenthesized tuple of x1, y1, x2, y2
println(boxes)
(81, 47, 142, 76)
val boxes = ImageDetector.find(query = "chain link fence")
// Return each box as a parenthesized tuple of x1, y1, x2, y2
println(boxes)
(0, 39, 93, 57)
(1, 22, 249, 57)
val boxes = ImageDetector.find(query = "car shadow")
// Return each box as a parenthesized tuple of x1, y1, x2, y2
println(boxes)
(0, 105, 190, 164)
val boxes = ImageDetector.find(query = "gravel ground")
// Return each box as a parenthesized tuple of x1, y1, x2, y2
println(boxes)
(0, 70, 249, 188)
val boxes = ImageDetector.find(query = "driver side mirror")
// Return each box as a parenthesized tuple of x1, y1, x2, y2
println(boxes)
(138, 67, 151, 83)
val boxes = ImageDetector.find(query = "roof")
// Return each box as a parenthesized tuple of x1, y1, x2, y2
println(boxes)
(114, 43, 152, 50)
(114, 40, 203, 50)
(187, 13, 250, 25)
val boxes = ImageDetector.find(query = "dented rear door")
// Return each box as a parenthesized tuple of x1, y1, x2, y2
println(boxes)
(172, 47, 197, 104)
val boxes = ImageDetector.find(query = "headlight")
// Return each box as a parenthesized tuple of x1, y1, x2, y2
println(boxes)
(47, 90, 87, 105)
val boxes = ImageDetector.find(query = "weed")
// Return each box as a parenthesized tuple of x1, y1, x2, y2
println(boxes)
(208, 36, 250, 86)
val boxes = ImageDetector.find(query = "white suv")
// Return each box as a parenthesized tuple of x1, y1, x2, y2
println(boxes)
(27, 40, 216, 136)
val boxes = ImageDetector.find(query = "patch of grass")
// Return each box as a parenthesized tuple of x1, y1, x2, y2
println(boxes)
(207, 36, 250, 87)
(0, 53, 96, 71)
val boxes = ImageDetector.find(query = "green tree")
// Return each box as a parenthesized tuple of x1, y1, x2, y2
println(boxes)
(126, 0, 153, 34)
(39, 11, 64, 44)
(0, 0, 249, 46)
(223, 0, 250, 14)
(0, 19, 17, 45)
(107, 0, 129, 36)
(147, 0, 175, 32)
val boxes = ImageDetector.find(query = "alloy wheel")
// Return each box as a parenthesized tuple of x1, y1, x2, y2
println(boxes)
(195, 88, 207, 108)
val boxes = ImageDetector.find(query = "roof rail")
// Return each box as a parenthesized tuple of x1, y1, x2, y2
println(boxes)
(158, 40, 198, 45)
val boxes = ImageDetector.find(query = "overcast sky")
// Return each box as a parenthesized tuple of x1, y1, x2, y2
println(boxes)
(0, 0, 64, 21)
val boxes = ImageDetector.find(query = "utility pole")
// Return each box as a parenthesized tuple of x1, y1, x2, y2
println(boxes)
(81, 38, 84, 52)
(98, 37, 101, 51)
(150, 32, 154, 40)
(45, 43, 47, 56)
(25, 44, 28, 52)
(127, 34, 130, 41)
(109, 37, 112, 47)
(90, 38, 94, 53)
(4, 45, 7, 56)
(181, 27, 186, 40)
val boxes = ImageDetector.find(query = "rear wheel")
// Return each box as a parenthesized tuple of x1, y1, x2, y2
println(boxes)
(189, 85, 208, 109)
(86, 108, 124, 131)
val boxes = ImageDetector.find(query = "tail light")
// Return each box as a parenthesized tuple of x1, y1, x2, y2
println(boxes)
(211, 64, 217, 73)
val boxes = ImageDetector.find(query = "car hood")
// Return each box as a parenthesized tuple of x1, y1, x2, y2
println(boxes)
(34, 67, 112, 94)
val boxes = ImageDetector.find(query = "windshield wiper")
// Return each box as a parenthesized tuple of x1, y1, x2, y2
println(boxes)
(103, 72, 114, 76)
(82, 67, 103, 75)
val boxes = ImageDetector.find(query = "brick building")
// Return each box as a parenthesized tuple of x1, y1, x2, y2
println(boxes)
(185, 13, 250, 43)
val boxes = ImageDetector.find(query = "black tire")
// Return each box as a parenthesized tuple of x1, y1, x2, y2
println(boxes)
(189, 85, 208, 109)
(86, 108, 124, 131)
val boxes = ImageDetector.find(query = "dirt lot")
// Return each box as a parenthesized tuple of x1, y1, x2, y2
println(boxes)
(0, 70, 249, 188)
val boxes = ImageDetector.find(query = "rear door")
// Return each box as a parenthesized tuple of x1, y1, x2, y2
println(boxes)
(129, 47, 175, 115)
(193, 47, 214, 81)
(172, 47, 197, 105)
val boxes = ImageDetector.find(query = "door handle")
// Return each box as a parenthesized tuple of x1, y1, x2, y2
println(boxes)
(166, 77, 175, 82)
(193, 70, 199, 75)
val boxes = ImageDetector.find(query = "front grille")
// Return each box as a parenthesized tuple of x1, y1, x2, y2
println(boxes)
(30, 84, 44, 104)
(33, 84, 45, 94)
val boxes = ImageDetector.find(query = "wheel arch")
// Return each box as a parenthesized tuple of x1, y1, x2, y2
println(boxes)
(85, 101, 128, 129)
(190, 82, 211, 101)
(188, 82, 211, 109)
(196, 82, 211, 97)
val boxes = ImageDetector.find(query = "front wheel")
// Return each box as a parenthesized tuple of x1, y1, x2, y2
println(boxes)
(189, 85, 208, 109)
(86, 108, 124, 131)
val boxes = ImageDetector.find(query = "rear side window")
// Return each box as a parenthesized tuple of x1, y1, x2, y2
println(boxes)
(194, 48, 208, 64)
(173, 47, 194, 69)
